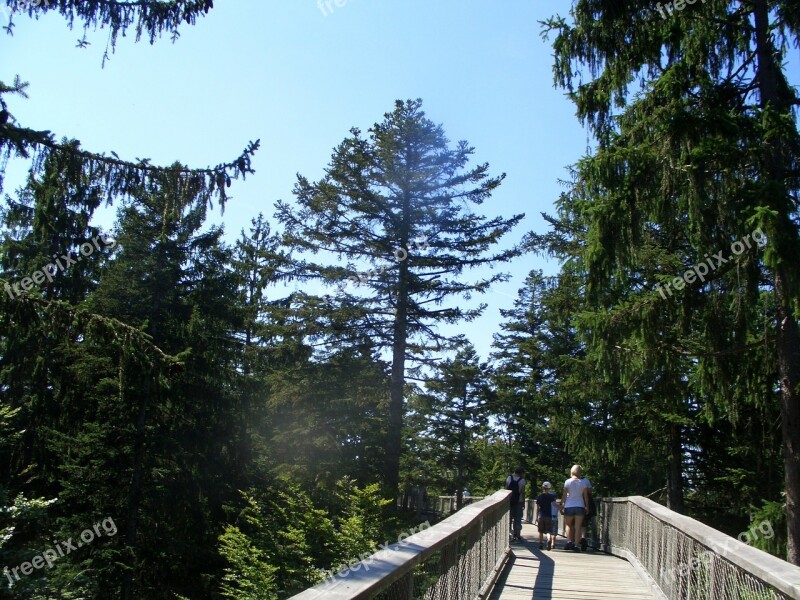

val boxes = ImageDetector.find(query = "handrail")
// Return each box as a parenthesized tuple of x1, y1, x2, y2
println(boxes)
(599, 496, 800, 600)
(290, 490, 510, 599)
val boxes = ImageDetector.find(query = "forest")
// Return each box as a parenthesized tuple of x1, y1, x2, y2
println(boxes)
(1, 1, 799, 599)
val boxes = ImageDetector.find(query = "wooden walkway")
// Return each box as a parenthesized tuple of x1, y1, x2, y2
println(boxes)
(489, 522, 655, 599)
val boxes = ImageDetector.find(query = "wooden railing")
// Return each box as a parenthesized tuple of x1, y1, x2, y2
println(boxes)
(598, 496, 800, 599)
(291, 490, 510, 599)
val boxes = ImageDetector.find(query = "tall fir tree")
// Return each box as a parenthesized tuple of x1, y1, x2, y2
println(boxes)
(415, 341, 490, 510)
(86, 171, 249, 599)
(542, 0, 799, 562)
(276, 99, 523, 498)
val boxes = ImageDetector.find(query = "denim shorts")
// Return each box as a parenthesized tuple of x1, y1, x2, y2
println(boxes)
(564, 507, 585, 517)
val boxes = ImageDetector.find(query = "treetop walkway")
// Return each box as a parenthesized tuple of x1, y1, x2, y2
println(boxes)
(290, 490, 800, 599)
(489, 526, 654, 599)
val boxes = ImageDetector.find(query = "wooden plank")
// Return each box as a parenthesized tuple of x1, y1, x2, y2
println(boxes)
(489, 522, 656, 600)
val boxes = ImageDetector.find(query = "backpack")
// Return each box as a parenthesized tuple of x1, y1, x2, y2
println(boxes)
(506, 476, 521, 505)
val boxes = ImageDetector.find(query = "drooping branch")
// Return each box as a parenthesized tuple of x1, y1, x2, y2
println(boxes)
(3, 0, 215, 59)
(0, 106, 260, 212)
(1, 283, 181, 372)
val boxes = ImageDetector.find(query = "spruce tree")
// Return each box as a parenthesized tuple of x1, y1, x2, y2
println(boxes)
(86, 172, 247, 599)
(542, 0, 800, 561)
(275, 99, 523, 497)
(416, 341, 489, 510)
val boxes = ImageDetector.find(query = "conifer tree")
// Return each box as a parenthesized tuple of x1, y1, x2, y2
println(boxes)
(542, 0, 799, 561)
(86, 172, 247, 599)
(275, 99, 523, 497)
(228, 214, 289, 472)
(491, 271, 572, 481)
(416, 341, 490, 510)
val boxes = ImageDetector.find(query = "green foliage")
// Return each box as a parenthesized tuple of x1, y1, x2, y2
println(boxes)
(266, 349, 390, 490)
(0, 493, 57, 550)
(218, 526, 278, 600)
(3, 0, 215, 52)
(749, 500, 788, 559)
(218, 488, 322, 598)
(535, 0, 799, 557)
(0, 78, 258, 212)
(409, 341, 491, 506)
(0, 492, 58, 598)
(330, 479, 390, 563)
(217, 479, 390, 599)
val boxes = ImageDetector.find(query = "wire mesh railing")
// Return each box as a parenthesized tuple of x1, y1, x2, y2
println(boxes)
(396, 494, 486, 517)
(431, 495, 485, 516)
(598, 496, 800, 600)
(291, 490, 510, 600)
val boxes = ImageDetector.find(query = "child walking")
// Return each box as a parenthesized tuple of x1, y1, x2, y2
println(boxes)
(534, 482, 557, 550)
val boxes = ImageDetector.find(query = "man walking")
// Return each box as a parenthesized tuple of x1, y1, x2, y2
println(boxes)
(505, 468, 526, 542)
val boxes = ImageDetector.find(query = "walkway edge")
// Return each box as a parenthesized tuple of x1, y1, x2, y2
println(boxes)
(604, 497, 800, 599)
(605, 545, 668, 600)
(476, 544, 511, 600)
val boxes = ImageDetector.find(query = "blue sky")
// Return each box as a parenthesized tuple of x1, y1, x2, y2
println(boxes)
(1, 1, 590, 359)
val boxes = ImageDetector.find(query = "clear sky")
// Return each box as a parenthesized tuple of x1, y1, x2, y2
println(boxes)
(1, 1, 590, 360)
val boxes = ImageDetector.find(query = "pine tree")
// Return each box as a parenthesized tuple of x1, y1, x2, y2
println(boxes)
(542, 0, 799, 560)
(276, 99, 523, 497)
(416, 341, 490, 510)
(85, 172, 248, 599)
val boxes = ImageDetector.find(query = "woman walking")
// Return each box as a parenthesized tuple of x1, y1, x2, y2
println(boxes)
(560, 464, 589, 552)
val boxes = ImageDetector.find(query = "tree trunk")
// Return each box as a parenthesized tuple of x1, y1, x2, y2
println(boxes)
(387, 360, 404, 500)
(667, 423, 684, 513)
(774, 269, 800, 565)
(387, 235, 410, 501)
(123, 377, 150, 600)
(753, 0, 800, 565)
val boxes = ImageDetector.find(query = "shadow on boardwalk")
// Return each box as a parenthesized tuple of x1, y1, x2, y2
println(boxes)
(489, 522, 654, 600)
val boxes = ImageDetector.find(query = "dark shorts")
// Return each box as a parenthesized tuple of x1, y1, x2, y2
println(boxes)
(564, 507, 585, 517)
(537, 517, 553, 533)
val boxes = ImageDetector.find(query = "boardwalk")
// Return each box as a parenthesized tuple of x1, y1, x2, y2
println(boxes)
(490, 522, 655, 600)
